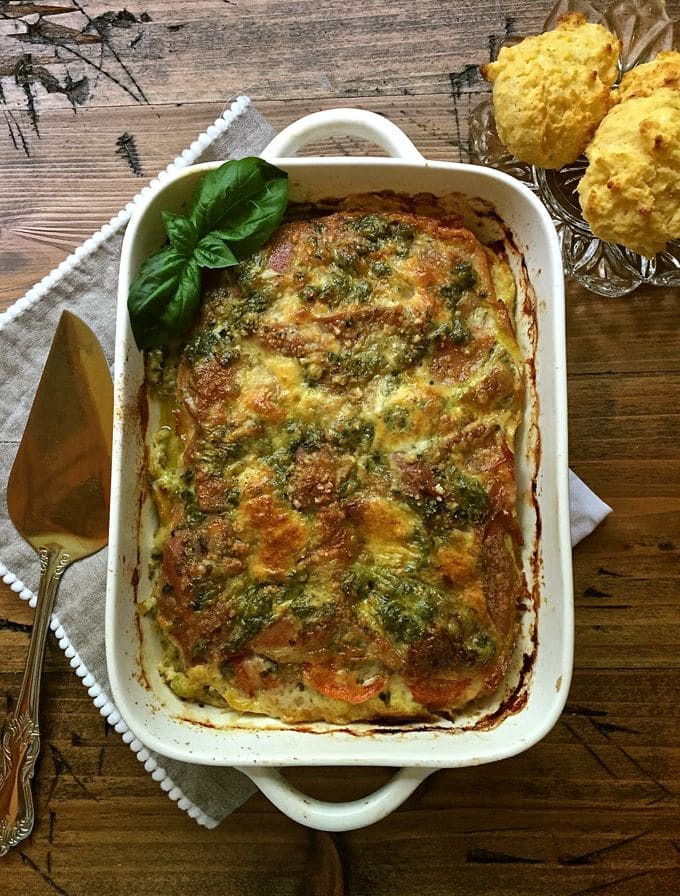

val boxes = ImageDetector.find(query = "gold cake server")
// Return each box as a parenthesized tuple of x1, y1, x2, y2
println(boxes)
(0, 311, 113, 856)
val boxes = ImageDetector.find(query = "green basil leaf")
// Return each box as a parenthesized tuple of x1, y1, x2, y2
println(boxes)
(193, 233, 239, 269)
(128, 157, 288, 349)
(210, 176, 289, 257)
(158, 256, 202, 339)
(189, 157, 287, 239)
(162, 211, 198, 256)
(131, 317, 174, 350)
(128, 246, 188, 348)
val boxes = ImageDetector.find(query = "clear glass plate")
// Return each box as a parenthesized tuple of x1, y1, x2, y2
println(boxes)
(469, 0, 680, 297)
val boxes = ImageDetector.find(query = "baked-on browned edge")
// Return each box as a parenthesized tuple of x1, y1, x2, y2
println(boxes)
(144, 205, 527, 724)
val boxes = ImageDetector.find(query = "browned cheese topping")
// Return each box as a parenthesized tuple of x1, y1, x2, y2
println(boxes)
(145, 208, 527, 723)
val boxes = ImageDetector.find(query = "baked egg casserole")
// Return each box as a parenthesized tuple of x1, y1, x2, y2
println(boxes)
(143, 205, 528, 724)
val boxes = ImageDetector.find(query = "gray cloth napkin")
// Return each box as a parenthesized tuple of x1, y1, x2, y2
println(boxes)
(568, 469, 611, 547)
(0, 97, 611, 828)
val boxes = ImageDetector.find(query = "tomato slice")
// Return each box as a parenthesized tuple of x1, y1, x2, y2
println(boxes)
(303, 664, 387, 704)
(407, 676, 471, 709)
(251, 616, 298, 651)
(233, 654, 279, 696)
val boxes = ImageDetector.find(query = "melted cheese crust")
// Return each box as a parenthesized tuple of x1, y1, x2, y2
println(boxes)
(145, 208, 527, 723)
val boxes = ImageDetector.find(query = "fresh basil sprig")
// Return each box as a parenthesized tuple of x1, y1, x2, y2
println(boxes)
(128, 156, 288, 349)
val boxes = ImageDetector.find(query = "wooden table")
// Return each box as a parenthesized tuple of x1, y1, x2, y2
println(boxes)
(2, 2, 679, 893)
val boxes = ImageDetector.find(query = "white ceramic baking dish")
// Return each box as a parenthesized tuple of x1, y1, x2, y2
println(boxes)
(106, 109, 573, 832)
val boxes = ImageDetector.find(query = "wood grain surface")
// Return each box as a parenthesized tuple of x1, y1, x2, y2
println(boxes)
(2, 1, 680, 894)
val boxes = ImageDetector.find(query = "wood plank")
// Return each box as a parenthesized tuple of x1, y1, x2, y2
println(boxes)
(0, 0, 540, 113)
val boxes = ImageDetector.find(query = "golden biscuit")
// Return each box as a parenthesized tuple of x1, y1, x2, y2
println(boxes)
(578, 88, 680, 257)
(481, 13, 620, 169)
(614, 50, 680, 103)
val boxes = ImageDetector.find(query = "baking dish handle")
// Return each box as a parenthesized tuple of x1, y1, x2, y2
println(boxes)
(260, 108, 425, 162)
(238, 765, 435, 832)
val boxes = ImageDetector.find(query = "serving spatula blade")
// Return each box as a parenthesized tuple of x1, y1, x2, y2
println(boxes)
(0, 310, 113, 857)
